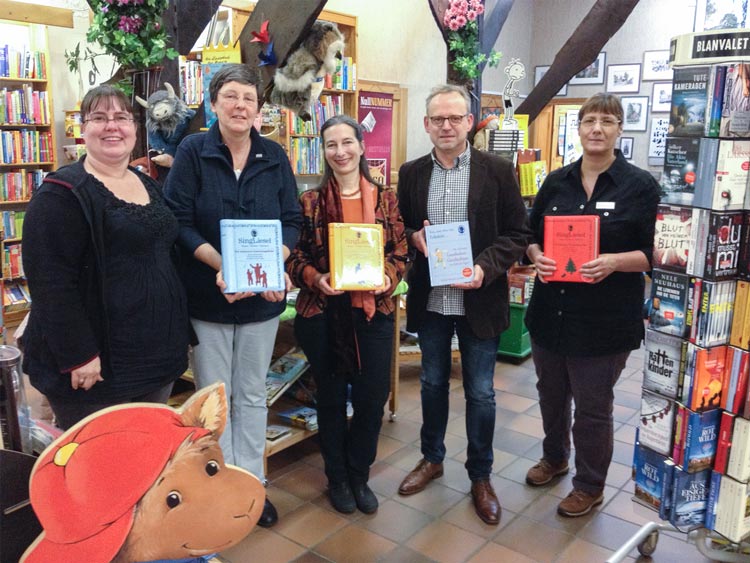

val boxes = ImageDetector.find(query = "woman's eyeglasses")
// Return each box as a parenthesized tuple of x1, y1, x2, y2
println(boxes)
(579, 117, 621, 129)
(84, 113, 135, 126)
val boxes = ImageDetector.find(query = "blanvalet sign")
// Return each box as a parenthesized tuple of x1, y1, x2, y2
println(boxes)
(670, 28, 750, 66)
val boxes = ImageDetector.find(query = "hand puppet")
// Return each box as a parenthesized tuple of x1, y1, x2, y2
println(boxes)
(135, 83, 196, 168)
(269, 21, 344, 121)
(473, 114, 500, 151)
(21, 383, 265, 563)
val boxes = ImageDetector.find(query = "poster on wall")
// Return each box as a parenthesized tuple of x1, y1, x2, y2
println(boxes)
(563, 110, 582, 165)
(358, 91, 394, 186)
(648, 116, 670, 165)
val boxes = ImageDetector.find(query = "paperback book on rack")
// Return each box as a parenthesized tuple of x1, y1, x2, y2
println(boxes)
(648, 269, 691, 338)
(680, 343, 727, 412)
(672, 406, 720, 473)
(653, 205, 692, 273)
(669, 65, 710, 137)
(220, 219, 285, 293)
(721, 63, 750, 138)
(638, 389, 676, 456)
(668, 466, 712, 529)
(714, 474, 750, 543)
(425, 221, 474, 286)
(692, 139, 750, 211)
(688, 280, 736, 348)
(632, 442, 672, 513)
(643, 329, 686, 399)
(542, 215, 599, 283)
(660, 137, 701, 205)
(686, 209, 743, 281)
(328, 222, 384, 291)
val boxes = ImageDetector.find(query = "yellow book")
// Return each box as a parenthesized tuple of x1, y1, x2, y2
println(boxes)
(731, 280, 750, 350)
(328, 222, 384, 291)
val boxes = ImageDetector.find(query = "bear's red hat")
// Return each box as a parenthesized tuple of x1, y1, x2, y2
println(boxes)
(23, 405, 210, 563)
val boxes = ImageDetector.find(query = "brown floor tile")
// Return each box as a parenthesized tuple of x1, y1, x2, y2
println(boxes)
(505, 412, 545, 439)
(377, 545, 437, 563)
(220, 528, 306, 563)
(520, 490, 595, 535)
(405, 520, 486, 563)
(436, 457, 473, 494)
(602, 490, 658, 527)
(368, 460, 410, 498)
(274, 503, 349, 548)
(290, 552, 333, 563)
(466, 542, 538, 563)
(442, 432, 469, 458)
(492, 514, 576, 562)
(492, 476, 546, 514)
(556, 537, 621, 562)
(395, 481, 465, 517)
(314, 524, 397, 563)
(375, 434, 410, 461)
(383, 443, 423, 472)
(356, 498, 432, 543)
(273, 464, 327, 502)
(267, 486, 308, 519)
(495, 392, 537, 413)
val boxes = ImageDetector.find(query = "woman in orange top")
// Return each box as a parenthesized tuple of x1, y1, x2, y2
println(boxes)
(287, 115, 408, 514)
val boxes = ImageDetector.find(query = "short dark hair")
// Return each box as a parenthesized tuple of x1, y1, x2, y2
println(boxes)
(319, 115, 381, 188)
(80, 85, 133, 121)
(425, 84, 471, 115)
(208, 63, 260, 104)
(578, 92, 623, 123)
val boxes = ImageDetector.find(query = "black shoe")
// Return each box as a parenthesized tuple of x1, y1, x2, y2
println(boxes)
(351, 482, 378, 514)
(328, 482, 356, 514)
(257, 498, 278, 527)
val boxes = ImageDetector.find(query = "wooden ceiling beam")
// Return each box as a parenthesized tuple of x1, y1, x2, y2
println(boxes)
(0, 0, 73, 28)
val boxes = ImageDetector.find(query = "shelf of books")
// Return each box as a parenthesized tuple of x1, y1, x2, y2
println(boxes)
(0, 21, 56, 328)
(635, 28, 750, 551)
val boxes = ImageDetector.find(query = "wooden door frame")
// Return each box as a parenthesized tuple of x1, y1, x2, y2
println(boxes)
(528, 98, 586, 173)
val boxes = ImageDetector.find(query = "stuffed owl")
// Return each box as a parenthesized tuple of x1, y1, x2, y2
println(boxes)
(270, 21, 345, 121)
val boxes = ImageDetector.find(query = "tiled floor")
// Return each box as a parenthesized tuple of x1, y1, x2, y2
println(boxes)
(219, 347, 721, 563)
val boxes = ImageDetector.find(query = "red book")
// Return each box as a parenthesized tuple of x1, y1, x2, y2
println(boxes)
(715, 410, 735, 473)
(543, 215, 600, 283)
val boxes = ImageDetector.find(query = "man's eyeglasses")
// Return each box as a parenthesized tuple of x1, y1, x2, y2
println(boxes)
(579, 117, 621, 129)
(428, 114, 468, 127)
(84, 113, 134, 126)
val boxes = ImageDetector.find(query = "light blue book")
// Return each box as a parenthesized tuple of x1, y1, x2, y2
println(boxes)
(220, 219, 284, 293)
(425, 221, 474, 287)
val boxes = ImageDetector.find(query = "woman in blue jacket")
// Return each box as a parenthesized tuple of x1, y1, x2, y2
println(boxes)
(165, 64, 302, 528)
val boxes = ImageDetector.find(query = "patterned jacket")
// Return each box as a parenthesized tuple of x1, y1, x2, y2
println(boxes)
(287, 185, 409, 318)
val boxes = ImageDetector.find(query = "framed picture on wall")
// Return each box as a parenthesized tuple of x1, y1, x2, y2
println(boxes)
(618, 137, 634, 159)
(642, 50, 673, 81)
(607, 64, 641, 93)
(651, 82, 673, 112)
(621, 95, 649, 131)
(694, 0, 747, 31)
(569, 52, 606, 85)
(534, 65, 568, 96)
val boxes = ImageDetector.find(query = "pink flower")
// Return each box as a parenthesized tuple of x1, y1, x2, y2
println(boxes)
(118, 14, 142, 33)
(455, 15, 467, 27)
(474, 2, 485, 15)
(467, 9, 477, 20)
(448, 19, 461, 31)
(457, 0, 469, 13)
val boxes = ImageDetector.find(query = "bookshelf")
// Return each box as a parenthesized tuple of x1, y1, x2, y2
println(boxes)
(0, 21, 56, 328)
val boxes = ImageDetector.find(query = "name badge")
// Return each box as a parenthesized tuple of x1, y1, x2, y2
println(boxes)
(596, 201, 615, 210)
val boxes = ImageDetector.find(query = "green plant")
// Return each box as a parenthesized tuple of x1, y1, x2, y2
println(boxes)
(444, 0, 501, 81)
(86, 0, 178, 70)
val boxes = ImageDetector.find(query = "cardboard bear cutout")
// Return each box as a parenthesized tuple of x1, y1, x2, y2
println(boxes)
(21, 383, 264, 563)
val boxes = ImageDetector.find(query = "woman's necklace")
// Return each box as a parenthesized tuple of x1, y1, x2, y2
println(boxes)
(340, 187, 361, 199)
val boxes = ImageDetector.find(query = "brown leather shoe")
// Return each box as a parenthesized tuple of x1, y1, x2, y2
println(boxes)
(525, 459, 569, 487)
(471, 479, 501, 525)
(397, 459, 444, 495)
(557, 488, 604, 517)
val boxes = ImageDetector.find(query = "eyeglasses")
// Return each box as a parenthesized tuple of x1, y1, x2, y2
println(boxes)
(84, 113, 134, 126)
(428, 114, 468, 127)
(219, 92, 258, 105)
(579, 117, 621, 129)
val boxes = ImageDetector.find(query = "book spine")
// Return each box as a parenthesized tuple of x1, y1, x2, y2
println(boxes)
(659, 459, 675, 521)
(733, 350, 749, 414)
(708, 65, 727, 137)
(705, 470, 722, 531)
(673, 403, 686, 463)
(715, 410, 734, 473)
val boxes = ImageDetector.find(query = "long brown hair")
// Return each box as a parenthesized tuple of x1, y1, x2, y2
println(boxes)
(318, 115, 382, 189)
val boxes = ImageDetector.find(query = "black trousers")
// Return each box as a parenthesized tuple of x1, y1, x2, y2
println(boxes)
(295, 309, 393, 485)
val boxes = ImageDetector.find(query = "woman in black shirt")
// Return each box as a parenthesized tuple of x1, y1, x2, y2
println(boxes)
(523, 93, 659, 517)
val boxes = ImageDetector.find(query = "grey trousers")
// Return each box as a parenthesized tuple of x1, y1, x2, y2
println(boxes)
(191, 316, 279, 481)
(530, 340, 630, 495)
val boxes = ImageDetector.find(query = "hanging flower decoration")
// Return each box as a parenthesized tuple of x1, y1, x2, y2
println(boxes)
(86, 0, 178, 70)
(443, 0, 501, 81)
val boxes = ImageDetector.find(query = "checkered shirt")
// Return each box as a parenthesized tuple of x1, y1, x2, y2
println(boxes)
(426, 143, 471, 316)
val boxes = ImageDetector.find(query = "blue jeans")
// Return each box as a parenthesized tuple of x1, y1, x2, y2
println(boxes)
(418, 311, 500, 481)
